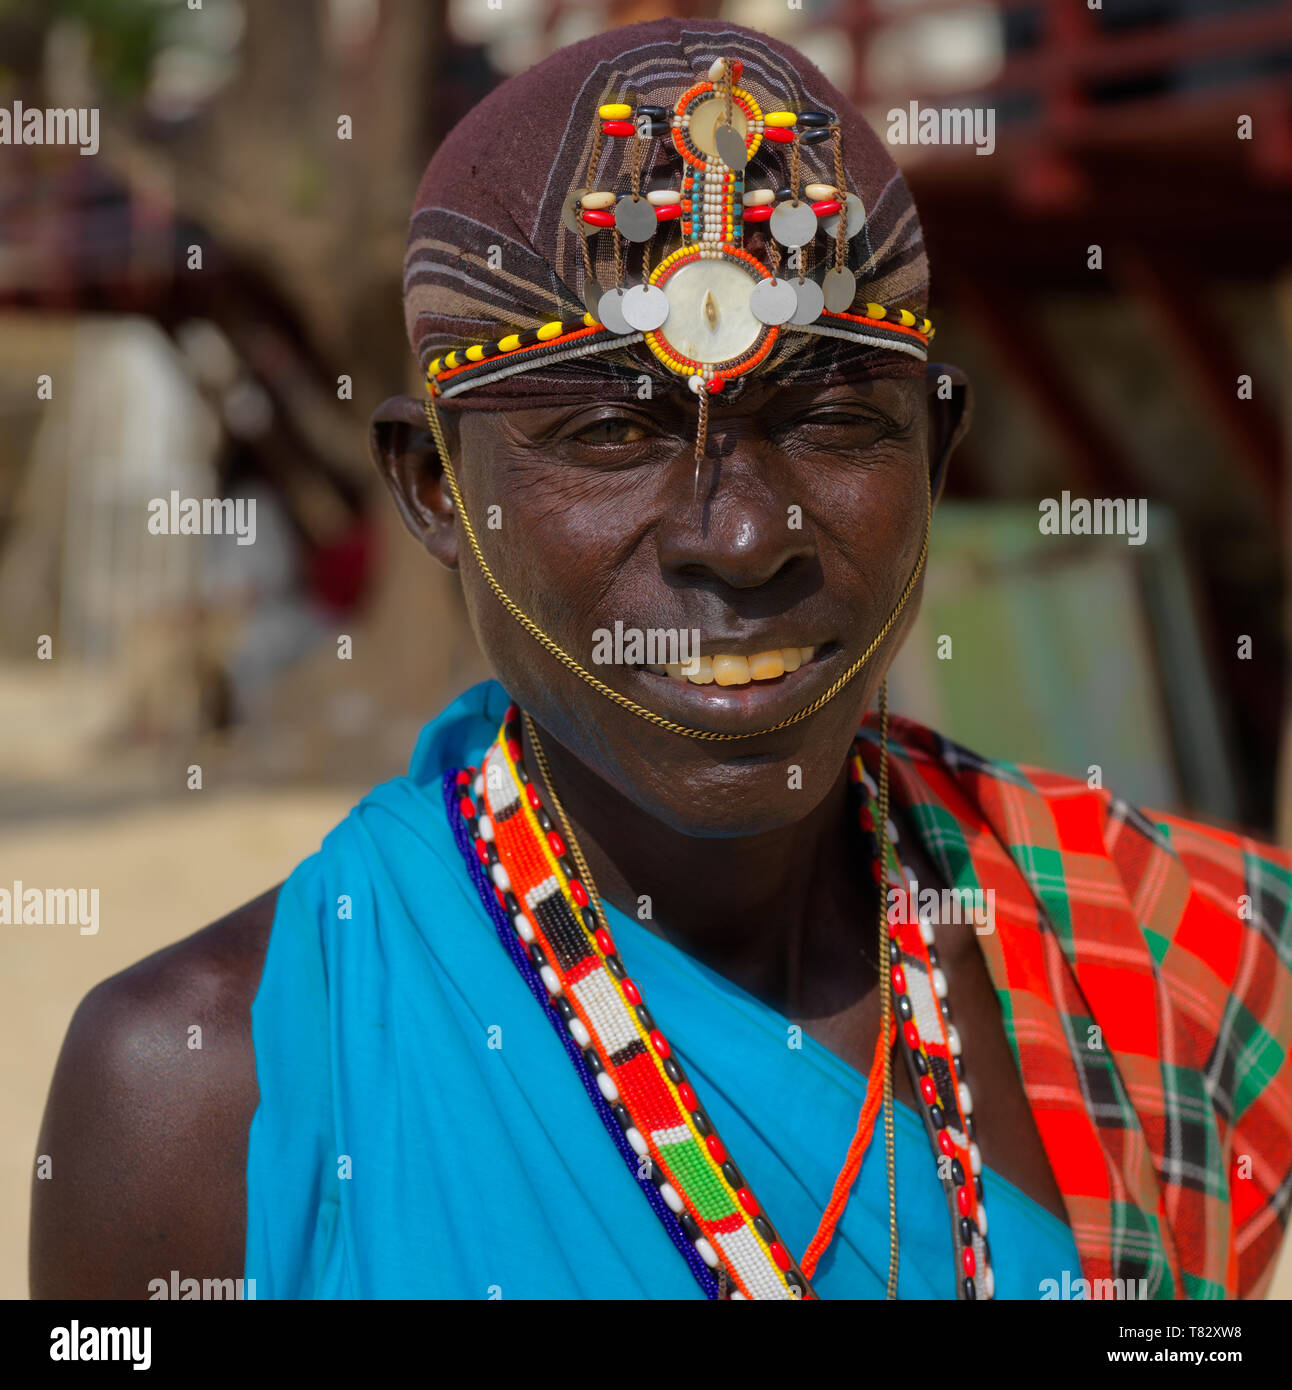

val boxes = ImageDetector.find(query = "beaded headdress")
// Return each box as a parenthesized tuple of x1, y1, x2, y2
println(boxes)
(406, 18, 933, 435)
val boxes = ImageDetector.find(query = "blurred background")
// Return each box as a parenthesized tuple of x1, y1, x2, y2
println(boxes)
(1, 0, 1289, 1297)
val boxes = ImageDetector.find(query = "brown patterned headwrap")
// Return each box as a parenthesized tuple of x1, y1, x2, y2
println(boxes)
(404, 17, 930, 409)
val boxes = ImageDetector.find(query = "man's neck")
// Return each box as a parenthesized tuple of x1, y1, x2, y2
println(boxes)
(519, 715, 876, 1016)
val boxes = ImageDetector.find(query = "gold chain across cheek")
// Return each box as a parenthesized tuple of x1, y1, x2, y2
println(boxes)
(422, 395, 930, 742)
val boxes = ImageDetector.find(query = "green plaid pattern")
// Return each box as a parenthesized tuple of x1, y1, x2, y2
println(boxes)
(860, 715, 1292, 1299)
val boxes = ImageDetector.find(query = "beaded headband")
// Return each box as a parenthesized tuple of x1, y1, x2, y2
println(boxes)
(426, 53, 934, 478)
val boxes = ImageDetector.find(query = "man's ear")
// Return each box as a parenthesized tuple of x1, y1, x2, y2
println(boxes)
(369, 394, 460, 570)
(925, 362, 973, 504)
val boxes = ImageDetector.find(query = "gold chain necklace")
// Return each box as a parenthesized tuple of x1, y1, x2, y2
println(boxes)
(523, 688, 900, 1297)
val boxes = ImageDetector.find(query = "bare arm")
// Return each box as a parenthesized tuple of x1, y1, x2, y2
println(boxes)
(29, 887, 278, 1299)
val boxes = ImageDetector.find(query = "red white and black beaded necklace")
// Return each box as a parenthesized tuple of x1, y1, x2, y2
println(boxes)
(444, 700, 993, 1300)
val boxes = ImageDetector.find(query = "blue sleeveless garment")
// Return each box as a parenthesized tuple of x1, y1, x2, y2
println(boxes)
(246, 680, 1081, 1298)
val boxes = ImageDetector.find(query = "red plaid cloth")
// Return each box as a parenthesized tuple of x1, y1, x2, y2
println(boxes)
(862, 714, 1292, 1299)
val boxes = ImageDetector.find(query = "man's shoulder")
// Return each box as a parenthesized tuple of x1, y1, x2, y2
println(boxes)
(30, 888, 280, 1297)
(80, 884, 280, 1032)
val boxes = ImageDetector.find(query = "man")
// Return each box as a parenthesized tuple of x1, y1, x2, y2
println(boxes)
(31, 19, 1292, 1301)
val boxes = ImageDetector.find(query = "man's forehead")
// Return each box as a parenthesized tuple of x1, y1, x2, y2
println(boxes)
(465, 374, 921, 437)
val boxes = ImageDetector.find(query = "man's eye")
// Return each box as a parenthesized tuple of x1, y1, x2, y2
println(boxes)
(572, 417, 650, 444)
(799, 411, 881, 428)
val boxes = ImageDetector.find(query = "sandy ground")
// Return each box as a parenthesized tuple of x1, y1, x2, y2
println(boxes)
(3, 793, 1290, 1300)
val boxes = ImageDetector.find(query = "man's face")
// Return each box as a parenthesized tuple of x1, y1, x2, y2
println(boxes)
(446, 373, 935, 836)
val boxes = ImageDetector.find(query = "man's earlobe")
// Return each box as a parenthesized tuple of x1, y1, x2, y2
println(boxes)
(925, 362, 973, 502)
(368, 395, 460, 570)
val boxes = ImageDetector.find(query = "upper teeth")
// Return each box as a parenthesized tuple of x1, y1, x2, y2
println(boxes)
(646, 647, 816, 686)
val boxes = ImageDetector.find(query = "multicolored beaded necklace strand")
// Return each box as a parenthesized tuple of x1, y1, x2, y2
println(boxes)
(444, 697, 993, 1299)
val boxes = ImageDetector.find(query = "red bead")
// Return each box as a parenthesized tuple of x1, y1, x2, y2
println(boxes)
(938, 1129, 956, 1157)
(622, 978, 642, 1006)
(903, 1022, 920, 1051)
(737, 1187, 760, 1216)
(920, 1075, 937, 1105)
(581, 208, 615, 227)
(547, 830, 567, 858)
(811, 199, 842, 216)
(594, 927, 615, 955)
(526, 784, 542, 810)
(494, 885, 506, 909)
(891, 965, 906, 994)
(763, 125, 794, 143)
(742, 204, 771, 222)
(963, 1245, 976, 1277)
(705, 1133, 727, 1164)
(458, 796, 475, 820)
(654, 204, 682, 222)
(768, 1241, 792, 1270)
(455, 769, 470, 786)
(956, 1184, 972, 1216)
(569, 880, 589, 908)
(678, 1082, 699, 1111)
(848, 761, 861, 783)
(871, 858, 885, 884)
(859, 808, 875, 830)
(731, 60, 743, 80)
(506, 739, 522, 762)
(706, 375, 724, 394)
(504, 703, 519, 722)
(474, 838, 489, 865)
(601, 119, 634, 136)
(649, 1030, 671, 1059)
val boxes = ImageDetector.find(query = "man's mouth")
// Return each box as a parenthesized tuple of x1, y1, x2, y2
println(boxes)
(634, 644, 826, 687)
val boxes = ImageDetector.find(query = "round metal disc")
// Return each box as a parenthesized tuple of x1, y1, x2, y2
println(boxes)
(749, 276, 797, 326)
(582, 276, 605, 316)
(597, 287, 634, 337)
(789, 275, 825, 325)
(820, 192, 866, 241)
(687, 96, 747, 159)
(563, 187, 592, 237)
(714, 121, 748, 170)
(822, 265, 857, 312)
(615, 195, 657, 243)
(769, 199, 818, 249)
(620, 282, 669, 332)
(657, 258, 761, 364)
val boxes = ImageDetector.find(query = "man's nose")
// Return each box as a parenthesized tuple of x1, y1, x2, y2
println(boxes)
(655, 430, 817, 591)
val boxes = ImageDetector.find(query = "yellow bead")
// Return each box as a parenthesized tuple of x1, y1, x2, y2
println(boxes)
(583, 312, 596, 327)
(898, 309, 916, 327)
(536, 320, 563, 341)
(498, 334, 521, 352)
(865, 302, 887, 320)
(598, 102, 632, 120)
(445, 350, 459, 369)
(764, 111, 797, 127)
(428, 358, 442, 375)
(465, 345, 485, 362)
